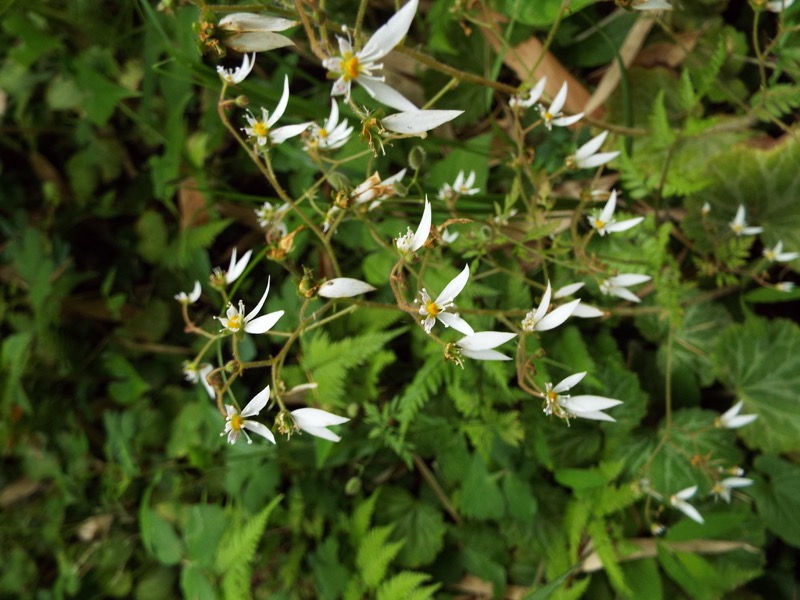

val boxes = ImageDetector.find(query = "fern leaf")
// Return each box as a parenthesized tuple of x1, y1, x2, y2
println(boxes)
(351, 491, 381, 546)
(216, 495, 282, 600)
(397, 354, 447, 434)
(648, 90, 676, 149)
(587, 520, 630, 597)
(751, 84, 800, 121)
(678, 69, 696, 111)
(376, 571, 440, 600)
(356, 525, 405, 590)
(693, 37, 726, 100)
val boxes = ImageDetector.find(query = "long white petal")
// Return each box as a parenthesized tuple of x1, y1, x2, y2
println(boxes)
(219, 13, 297, 32)
(382, 109, 463, 134)
(461, 348, 512, 361)
(436, 264, 470, 305)
(359, 0, 418, 62)
(301, 425, 342, 442)
(549, 82, 568, 115)
(571, 303, 606, 318)
(610, 273, 651, 287)
(243, 421, 276, 444)
(225, 32, 294, 53)
(457, 331, 517, 351)
(553, 372, 586, 394)
(245, 278, 271, 322)
(535, 298, 580, 332)
(326, 99, 340, 130)
(359, 79, 419, 112)
(241, 384, 270, 417)
(573, 410, 616, 422)
(436, 312, 475, 335)
(189, 280, 202, 303)
(563, 394, 623, 412)
(675, 485, 697, 500)
(410, 198, 432, 252)
(292, 407, 350, 427)
(673, 499, 704, 524)
(551, 113, 584, 127)
(605, 217, 644, 233)
(576, 131, 609, 161)
(527, 77, 547, 105)
(600, 190, 617, 223)
(318, 278, 376, 298)
(244, 310, 284, 334)
(578, 151, 620, 169)
(270, 122, 312, 144)
(269, 75, 291, 126)
(532, 281, 553, 323)
(609, 287, 642, 303)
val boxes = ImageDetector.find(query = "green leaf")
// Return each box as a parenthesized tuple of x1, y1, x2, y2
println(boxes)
(376, 572, 440, 600)
(499, 0, 595, 26)
(378, 487, 446, 569)
(180, 563, 218, 600)
(459, 453, 504, 520)
(73, 58, 138, 126)
(183, 505, 227, 568)
(502, 473, 538, 522)
(309, 537, 350, 600)
(713, 318, 800, 453)
(749, 454, 800, 547)
(1, 332, 33, 412)
(356, 525, 405, 590)
(136, 210, 169, 264)
(140, 506, 183, 566)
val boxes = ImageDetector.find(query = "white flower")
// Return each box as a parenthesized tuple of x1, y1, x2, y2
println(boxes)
(669, 486, 704, 524)
(351, 169, 406, 208)
(600, 273, 651, 303)
(396, 198, 431, 254)
(418, 264, 474, 335)
(222, 384, 276, 444)
(438, 170, 479, 201)
(763, 240, 799, 262)
(632, 0, 672, 10)
(218, 12, 296, 53)
(702, 202, 711, 216)
(382, 110, 463, 135)
(291, 408, 350, 442)
(588, 190, 643, 236)
(715, 400, 758, 429)
(766, 0, 795, 12)
(538, 82, 584, 130)
(441, 228, 459, 244)
(553, 282, 605, 319)
(306, 100, 353, 150)
(255, 201, 290, 229)
(456, 331, 517, 362)
(510, 77, 547, 109)
(212, 247, 252, 286)
(242, 75, 311, 147)
(183, 362, 216, 398)
(217, 52, 256, 85)
(217, 279, 284, 334)
(572, 131, 620, 169)
(175, 281, 202, 304)
(322, 0, 419, 112)
(542, 371, 623, 423)
(521, 281, 580, 333)
(317, 278, 376, 298)
(776, 281, 796, 292)
(729, 204, 763, 236)
(711, 477, 753, 503)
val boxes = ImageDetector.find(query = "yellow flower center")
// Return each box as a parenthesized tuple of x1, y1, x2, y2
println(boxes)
(546, 390, 558, 404)
(230, 413, 244, 432)
(425, 301, 440, 316)
(253, 121, 269, 137)
(731, 223, 743, 234)
(227, 314, 242, 331)
(544, 111, 554, 121)
(594, 219, 605, 230)
(341, 54, 361, 81)
(318, 128, 328, 138)
(765, 250, 775, 260)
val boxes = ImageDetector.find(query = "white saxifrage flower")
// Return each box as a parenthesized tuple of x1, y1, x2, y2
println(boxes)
(632, 0, 672, 10)
(729, 204, 763, 236)
(711, 477, 753, 503)
(217, 279, 284, 334)
(441, 228, 459, 244)
(317, 278, 376, 298)
(715, 400, 758, 429)
(510, 77, 547, 109)
(382, 110, 463, 135)
(306, 100, 353, 150)
(255, 201, 290, 230)
(455, 331, 517, 361)
(600, 274, 651, 303)
(572, 131, 620, 169)
(218, 247, 252, 285)
(223, 384, 276, 445)
(243, 75, 311, 147)
(538, 81, 584, 130)
(217, 52, 256, 85)
(669, 486, 704, 524)
(218, 12, 296, 53)
(763, 240, 799, 262)
(322, 0, 419, 112)
(396, 198, 431, 254)
(521, 281, 581, 333)
(588, 190, 643, 236)
(438, 170, 479, 200)
(542, 371, 623, 423)
(418, 264, 474, 335)
(351, 169, 407, 208)
(776, 282, 796, 292)
(553, 282, 605, 318)
(291, 408, 350, 442)
(766, 0, 795, 12)
(175, 281, 202, 304)
(183, 362, 216, 399)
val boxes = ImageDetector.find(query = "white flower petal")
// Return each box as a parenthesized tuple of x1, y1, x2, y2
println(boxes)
(292, 407, 350, 427)
(243, 421, 276, 444)
(457, 331, 517, 351)
(317, 277, 376, 298)
(577, 151, 620, 169)
(600, 190, 617, 223)
(359, 78, 419, 112)
(436, 312, 475, 336)
(535, 298, 580, 332)
(359, 0, 418, 62)
(553, 371, 586, 394)
(382, 109, 463, 134)
(461, 348, 512, 361)
(245, 279, 271, 323)
(436, 264, 470, 305)
(533, 281, 553, 323)
(241, 384, 270, 417)
(270, 75, 290, 126)
(563, 394, 624, 412)
(549, 81, 568, 115)
(673, 499, 704, 524)
(605, 217, 644, 233)
(675, 485, 698, 500)
(551, 113, 584, 127)
(219, 13, 297, 32)
(576, 131, 609, 161)
(244, 310, 284, 334)
(225, 32, 294, 53)
(553, 282, 585, 299)
(571, 303, 606, 319)
(270, 122, 312, 144)
(610, 274, 651, 287)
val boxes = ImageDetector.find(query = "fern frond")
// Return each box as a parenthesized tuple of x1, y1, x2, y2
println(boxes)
(397, 354, 447, 434)
(693, 37, 726, 100)
(751, 84, 800, 121)
(356, 525, 405, 590)
(587, 520, 631, 597)
(376, 571, 440, 600)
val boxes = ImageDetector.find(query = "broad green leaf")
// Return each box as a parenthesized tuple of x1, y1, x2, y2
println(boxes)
(499, 0, 596, 26)
(140, 507, 183, 566)
(749, 454, 800, 547)
(183, 504, 227, 567)
(459, 453, 505, 520)
(713, 318, 800, 453)
(309, 537, 350, 600)
(377, 487, 446, 569)
(180, 563, 217, 600)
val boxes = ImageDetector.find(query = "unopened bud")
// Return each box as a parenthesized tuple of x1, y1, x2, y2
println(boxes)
(234, 95, 249, 108)
(345, 477, 362, 495)
(408, 146, 426, 170)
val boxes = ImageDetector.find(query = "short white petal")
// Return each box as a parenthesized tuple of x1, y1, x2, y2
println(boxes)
(721, 401, 743, 421)
(225, 32, 294, 53)
(269, 75, 291, 126)
(243, 421, 276, 444)
(721, 477, 754, 489)
(573, 410, 616, 422)
(244, 310, 284, 334)
(673, 500, 704, 524)
(360, 79, 419, 112)
(436, 264, 470, 305)
(245, 279, 271, 323)
(359, 0, 418, 62)
(189, 280, 202, 303)
(227, 249, 253, 284)
(610, 287, 642, 303)
(383, 109, 464, 134)
(535, 298, 581, 332)
(292, 408, 350, 427)
(527, 77, 547, 105)
(457, 331, 517, 351)
(727, 414, 758, 428)
(553, 371, 586, 394)
(675, 485, 698, 500)
(327, 99, 340, 130)
(436, 312, 475, 335)
(219, 13, 297, 32)
(241, 384, 270, 417)
(576, 131, 609, 161)
(318, 278, 376, 298)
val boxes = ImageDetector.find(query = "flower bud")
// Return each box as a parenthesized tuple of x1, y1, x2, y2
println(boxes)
(408, 145, 426, 170)
(345, 477, 362, 496)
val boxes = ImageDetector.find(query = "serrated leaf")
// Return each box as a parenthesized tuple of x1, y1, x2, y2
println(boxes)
(356, 525, 404, 590)
(460, 453, 504, 520)
(377, 487, 446, 568)
(376, 571, 439, 600)
(749, 454, 800, 547)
